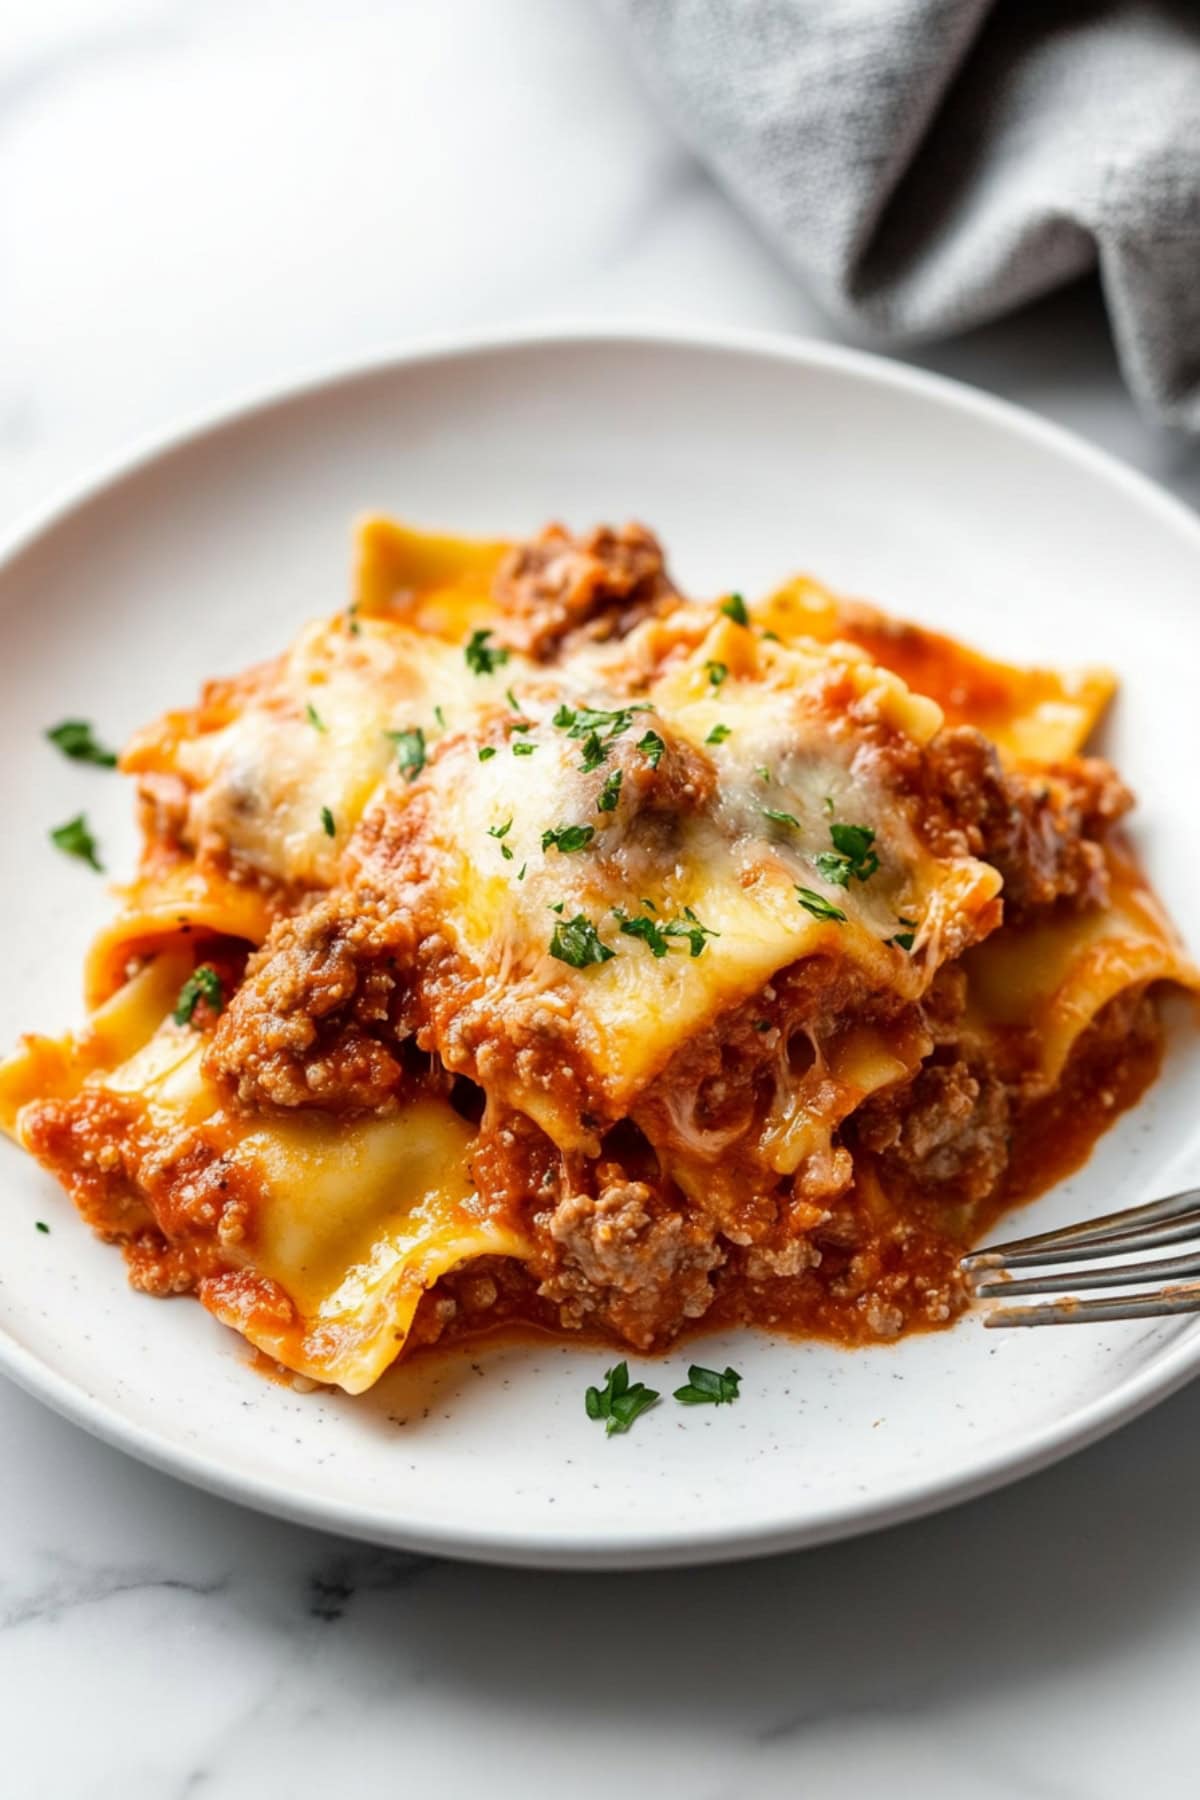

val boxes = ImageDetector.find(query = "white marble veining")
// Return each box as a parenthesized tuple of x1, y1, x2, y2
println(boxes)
(3, 2, 1200, 1795)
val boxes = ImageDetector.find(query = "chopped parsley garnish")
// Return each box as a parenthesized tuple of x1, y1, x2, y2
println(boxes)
(549, 913, 614, 968)
(320, 806, 336, 837)
(346, 602, 360, 637)
(505, 687, 520, 710)
(661, 906, 720, 958)
(464, 628, 510, 676)
(35, 1221, 49, 1234)
(673, 1364, 741, 1406)
(510, 720, 534, 733)
(615, 909, 670, 958)
(488, 820, 514, 860)
(172, 964, 223, 1028)
(823, 795, 835, 817)
(814, 820, 879, 888)
(756, 766, 772, 783)
(45, 720, 118, 768)
(553, 702, 649, 742)
(637, 729, 665, 768)
(517, 863, 527, 881)
(761, 628, 780, 643)
(512, 740, 537, 756)
(795, 886, 847, 923)
(387, 726, 426, 781)
(578, 731, 606, 773)
(761, 807, 801, 829)
(720, 593, 749, 626)
(433, 704, 446, 729)
(706, 723, 731, 745)
(889, 914, 918, 952)
(552, 702, 650, 773)
(50, 814, 102, 871)
(305, 701, 326, 732)
(617, 903, 717, 960)
(585, 1362, 660, 1435)
(705, 660, 728, 688)
(542, 823, 595, 854)
(831, 820, 879, 874)
(478, 745, 497, 762)
(597, 769, 623, 813)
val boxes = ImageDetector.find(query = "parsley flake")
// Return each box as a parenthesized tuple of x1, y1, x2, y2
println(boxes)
(889, 914, 919, 952)
(512, 740, 537, 756)
(305, 701, 326, 733)
(464, 628, 510, 676)
(720, 593, 749, 626)
(615, 909, 669, 958)
(478, 746, 497, 762)
(637, 730, 665, 768)
(45, 720, 118, 768)
(433, 704, 446, 730)
(706, 723, 731, 745)
(35, 1221, 50, 1234)
(673, 1363, 741, 1406)
(705, 660, 729, 689)
(553, 702, 651, 770)
(173, 964, 223, 1028)
(488, 818, 513, 841)
(549, 914, 614, 968)
(815, 821, 879, 888)
(661, 906, 720, 958)
(505, 687, 520, 710)
(542, 823, 595, 854)
(795, 886, 847, 923)
(50, 814, 102, 871)
(554, 702, 649, 742)
(585, 1362, 660, 1435)
(597, 769, 623, 813)
(579, 730, 606, 773)
(387, 726, 426, 781)
(321, 806, 336, 837)
(761, 807, 801, 829)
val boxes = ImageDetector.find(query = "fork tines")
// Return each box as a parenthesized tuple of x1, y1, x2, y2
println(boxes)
(960, 1185, 1200, 1327)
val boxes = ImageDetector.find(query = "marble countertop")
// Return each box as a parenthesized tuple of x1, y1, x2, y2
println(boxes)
(4, 3, 1200, 1795)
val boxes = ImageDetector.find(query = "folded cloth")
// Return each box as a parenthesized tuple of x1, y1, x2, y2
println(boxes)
(603, 0, 1200, 429)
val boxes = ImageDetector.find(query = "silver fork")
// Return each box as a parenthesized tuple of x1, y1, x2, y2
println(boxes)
(960, 1186, 1200, 1326)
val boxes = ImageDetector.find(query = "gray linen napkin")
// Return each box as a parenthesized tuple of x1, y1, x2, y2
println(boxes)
(602, 0, 1200, 429)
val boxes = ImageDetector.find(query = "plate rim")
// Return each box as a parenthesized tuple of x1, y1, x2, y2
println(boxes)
(4, 319, 1200, 1570)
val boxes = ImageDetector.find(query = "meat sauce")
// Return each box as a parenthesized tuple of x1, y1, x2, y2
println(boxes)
(13, 522, 1187, 1389)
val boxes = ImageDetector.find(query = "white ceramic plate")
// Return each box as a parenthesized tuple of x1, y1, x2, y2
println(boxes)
(3, 326, 1199, 1570)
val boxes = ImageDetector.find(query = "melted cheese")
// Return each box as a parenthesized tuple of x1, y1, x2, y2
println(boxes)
(408, 616, 1000, 1143)
(172, 617, 471, 886)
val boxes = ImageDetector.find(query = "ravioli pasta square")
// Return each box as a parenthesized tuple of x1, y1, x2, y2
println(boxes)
(4, 519, 1195, 1392)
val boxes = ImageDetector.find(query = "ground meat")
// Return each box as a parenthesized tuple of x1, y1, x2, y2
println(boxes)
(851, 1055, 1012, 1203)
(535, 1175, 723, 1348)
(205, 890, 413, 1111)
(918, 727, 1131, 922)
(492, 522, 677, 658)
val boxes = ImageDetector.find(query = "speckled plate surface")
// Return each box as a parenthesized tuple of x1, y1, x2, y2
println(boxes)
(2, 326, 1199, 1569)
